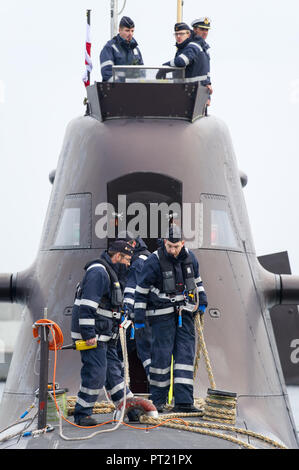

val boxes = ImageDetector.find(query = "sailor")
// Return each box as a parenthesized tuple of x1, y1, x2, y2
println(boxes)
(191, 17, 213, 102)
(133, 225, 208, 413)
(100, 16, 143, 82)
(71, 239, 135, 426)
(157, 22, 209, 86)
(122, 234, 152, 379)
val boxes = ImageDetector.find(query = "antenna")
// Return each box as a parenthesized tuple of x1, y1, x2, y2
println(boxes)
(110, 0, 119, 38)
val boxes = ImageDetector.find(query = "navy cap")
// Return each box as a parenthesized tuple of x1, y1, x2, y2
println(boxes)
(191, 17, 211, 29)
(164, 225, 184, 243)
(174, 22, 191, 32)
(108, 239, 134, 256)
(119, 16, 135, 28)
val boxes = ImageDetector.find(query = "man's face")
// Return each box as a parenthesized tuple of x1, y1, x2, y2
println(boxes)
(174, 29, 191, 44)
(193, 26, 209, 40)
(164, 239, 185, 258)
(119, 253, 132, 267)
(111, 252, 132, 267)
(119, 26, 135, 42)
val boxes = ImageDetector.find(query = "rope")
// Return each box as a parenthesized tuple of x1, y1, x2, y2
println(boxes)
(140, 415, 288, 450)
(194, 314, 216, 389)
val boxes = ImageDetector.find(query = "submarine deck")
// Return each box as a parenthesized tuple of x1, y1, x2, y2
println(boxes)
(0, 409, 287, 450)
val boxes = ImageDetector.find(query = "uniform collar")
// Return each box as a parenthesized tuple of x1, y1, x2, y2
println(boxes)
(116, 34, 138, 50)
(176, 36, 192, 50)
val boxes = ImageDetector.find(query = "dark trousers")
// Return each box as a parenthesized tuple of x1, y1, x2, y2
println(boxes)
(74, 340, 133, 423)
(149, 311, 195, 407)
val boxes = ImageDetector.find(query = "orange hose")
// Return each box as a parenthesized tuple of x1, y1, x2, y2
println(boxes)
(32, 319, 64, 351)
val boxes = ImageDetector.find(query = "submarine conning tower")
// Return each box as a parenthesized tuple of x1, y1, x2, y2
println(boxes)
(1, 65, 299, 448)
(1, 65, 299, 309)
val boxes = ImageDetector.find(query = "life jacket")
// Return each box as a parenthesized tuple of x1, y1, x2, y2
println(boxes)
(157, 247, 197, 296)
(75, 257, 123, 310)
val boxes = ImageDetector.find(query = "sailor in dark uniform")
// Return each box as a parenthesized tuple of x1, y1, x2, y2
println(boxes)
(157, 22, 209, 85)
(191, 17, 213, 105)
(71, 239, 135, 426)
(133, 226, 208, 413)
(123, 235, 152, 379)
(100, 16, 143, 82)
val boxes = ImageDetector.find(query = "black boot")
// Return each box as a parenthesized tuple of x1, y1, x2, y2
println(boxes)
(171, 403, 203, 414)
(75, 415, 98, 426)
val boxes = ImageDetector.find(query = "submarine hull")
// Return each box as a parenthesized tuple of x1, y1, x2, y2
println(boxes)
(0, 114, 298, 449)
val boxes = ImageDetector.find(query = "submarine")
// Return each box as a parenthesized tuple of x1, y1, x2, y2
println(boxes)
(1, 2, 299, 452)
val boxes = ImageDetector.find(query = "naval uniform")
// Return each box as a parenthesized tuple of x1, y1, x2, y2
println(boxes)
(134, 244, 208, 408)
(123, 237, 152, 378)
(100, 34, 143, 82)
(71, 251, 133, 423)
(163, 35, 209, 84)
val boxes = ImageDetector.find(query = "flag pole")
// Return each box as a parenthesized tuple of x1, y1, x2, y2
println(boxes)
(86, 9, 91, 85)
(177, 0, 183, 22)
(111, 0, 119, 39)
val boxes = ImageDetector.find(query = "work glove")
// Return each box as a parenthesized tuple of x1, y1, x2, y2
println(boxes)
(156, 69, 167, 80)
(134, 322, 146, 341)
(198, 305, 206, 315)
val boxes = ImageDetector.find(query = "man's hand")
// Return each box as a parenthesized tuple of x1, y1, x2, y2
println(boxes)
(156, 69, 167, 80)
(198, 305, 206, 315)
(86, 337, 97, 346)
(206, 84, 213, 95)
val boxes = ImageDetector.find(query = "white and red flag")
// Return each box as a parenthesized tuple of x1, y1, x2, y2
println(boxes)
(82, 11, 92, 87)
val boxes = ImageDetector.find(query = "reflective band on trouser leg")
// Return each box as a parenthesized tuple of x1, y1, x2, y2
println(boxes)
(149, 316, 176, 406)
(135, 322, 152, 378)
(105, 340, 133, 404)
(74, 344, 107, 422)
(173, 311, 195, 404)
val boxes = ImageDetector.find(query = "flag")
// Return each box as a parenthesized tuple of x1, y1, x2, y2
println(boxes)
(82, 11, 92, 87)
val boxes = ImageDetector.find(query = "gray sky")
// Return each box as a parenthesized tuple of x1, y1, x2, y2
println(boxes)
(0, 0, 299, 275)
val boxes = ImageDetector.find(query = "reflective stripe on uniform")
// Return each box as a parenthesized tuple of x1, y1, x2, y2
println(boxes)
(178, 53, 189, 65)
(185, 75, 208, 83)
(112, 44, 119, 53)
(107, 381, 125, 396)
(135, 302, 147, 309)
(71, 332, 111, 342)
(80, 299, 99, 309)
(80, 385, 101, 396)
(79, 319, 95, 326)
(150, 286, 185, 303)
(146, 307, 174, 317)
(76, 397, 97, 408)
(150, 365, 171, 375)
(135, 285, 150, 294)
(197, 286, 205, 292)
(124, 287, 135, 295)
(189, 41, 203, 52)
(174, 363, 194, 372)
(101, 59, 114, 69)
(174, 377, 194, 385)
(150, 379, 171, 387)
(143, 358, 151, 368)
(96, 308, 121, 319)
(86, 263, 108, 274)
